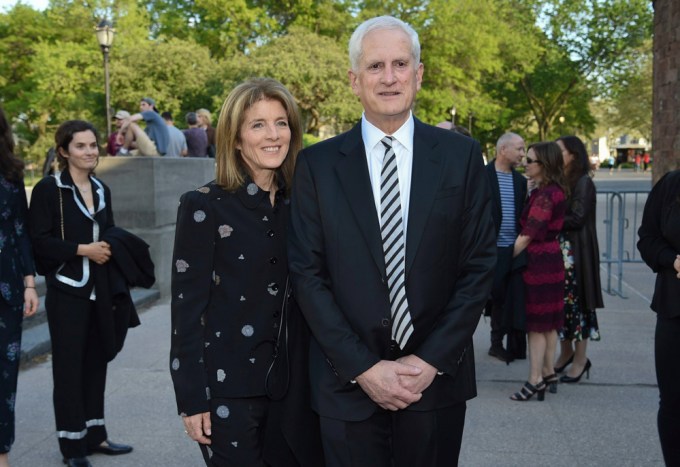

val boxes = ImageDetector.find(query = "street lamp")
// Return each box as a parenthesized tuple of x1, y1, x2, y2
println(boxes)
(558, 115, 565, 135)
(451, 106, 457, 126)
(95, 19, 115, 137)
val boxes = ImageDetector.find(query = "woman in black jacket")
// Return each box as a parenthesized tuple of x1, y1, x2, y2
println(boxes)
(638, 170, 680, 466)
(28, 121, 132, 467)
(552, 136, 604, 386)
(0, 106, 39, 467)
(170, 78, 323, 466)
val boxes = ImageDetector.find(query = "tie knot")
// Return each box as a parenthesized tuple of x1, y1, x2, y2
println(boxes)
(381, 136, 394, 150)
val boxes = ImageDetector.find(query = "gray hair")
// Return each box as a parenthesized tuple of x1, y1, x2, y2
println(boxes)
(348, 16, 421, 72)
(496, 132, 523, 154)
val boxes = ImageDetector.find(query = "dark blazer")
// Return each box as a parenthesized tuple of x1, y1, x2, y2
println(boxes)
(28, 171, 114, 298)
(0, 177, 35, 306)
(638, 170, 680, 318)
(288, 119, 496, 421)
(563, 174, 604, 310)
(170, 181, 290, 416)
(485, 160, 527, 237)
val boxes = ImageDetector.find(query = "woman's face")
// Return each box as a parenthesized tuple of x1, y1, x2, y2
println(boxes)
(557, 139, 574, 167)
(237, 99, 291, 184)
(60, 130, 99, 173)
(197, 113, 208, 128)
(524, 148, 544, 183)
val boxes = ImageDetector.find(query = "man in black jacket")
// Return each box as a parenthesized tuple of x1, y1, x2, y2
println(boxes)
(485, 132, 528, 362)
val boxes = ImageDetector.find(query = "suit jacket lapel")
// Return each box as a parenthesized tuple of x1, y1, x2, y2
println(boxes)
(335, 124, 386, 276)
(405, 120, 441, 275)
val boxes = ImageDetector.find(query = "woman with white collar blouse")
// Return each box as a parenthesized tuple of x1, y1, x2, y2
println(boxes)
(28, 120, 133, 467)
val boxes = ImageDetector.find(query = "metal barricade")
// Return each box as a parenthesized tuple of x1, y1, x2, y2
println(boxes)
(598, 190, 650, 298)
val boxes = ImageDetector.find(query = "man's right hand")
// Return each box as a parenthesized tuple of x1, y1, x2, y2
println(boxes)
(355, 360, 423, 411)
(182, 412, 212, 444)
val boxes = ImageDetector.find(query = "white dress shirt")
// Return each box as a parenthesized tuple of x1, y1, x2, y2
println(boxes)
(361, 113, 414, 239)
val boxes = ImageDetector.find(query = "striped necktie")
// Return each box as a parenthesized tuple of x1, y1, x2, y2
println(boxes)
(380, 136, 414, 349)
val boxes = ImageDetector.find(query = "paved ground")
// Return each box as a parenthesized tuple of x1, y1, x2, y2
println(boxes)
(9, 169, 664, 466)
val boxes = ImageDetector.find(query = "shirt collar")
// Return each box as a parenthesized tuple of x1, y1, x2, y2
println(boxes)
(361, 112, 414, 154)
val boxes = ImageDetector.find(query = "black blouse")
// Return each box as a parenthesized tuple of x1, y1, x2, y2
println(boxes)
(170, 179, 289, 416)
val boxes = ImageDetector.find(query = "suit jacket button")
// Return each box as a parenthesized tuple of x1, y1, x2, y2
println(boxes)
(269, 256, 278, 264)
(266, 229, 275, 237)
(381, 276, 386, 284)
(381, 318, 390, 327)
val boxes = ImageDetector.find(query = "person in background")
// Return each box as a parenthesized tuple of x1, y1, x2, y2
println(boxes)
(485, 133, 527, 364)
(196, 108, 216, 158)
(161, 112, 188, 158)
(29, 120, 136, 467)
(106, 110, 130, 156)
(0, 106, 39, 467)
(182, 112, 208, 158)
(638, 169, 680, 467)
(553, 136, 603, 387)
(170, 78, 323, 467)
(510, 142, 567, 401)
(118, 97, 169, 157)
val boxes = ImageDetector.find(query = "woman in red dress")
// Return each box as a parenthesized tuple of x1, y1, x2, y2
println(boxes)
(510, 142, 568, 401)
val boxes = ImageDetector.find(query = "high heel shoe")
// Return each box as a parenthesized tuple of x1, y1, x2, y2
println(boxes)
(560, 359, 591, 383)
(554, 354, 574, 373)
(543, 373, 559, 394)
(510, 381, 546, 401)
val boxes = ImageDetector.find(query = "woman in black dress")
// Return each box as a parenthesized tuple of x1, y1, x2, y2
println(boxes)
(553, 136, 604, 385)
(170, 78, 323, 467)
(29, 120, 134, 467)
(638, 170, 680, 466)
(0, 107, 39, 467)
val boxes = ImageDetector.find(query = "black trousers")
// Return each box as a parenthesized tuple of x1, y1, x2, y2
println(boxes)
(198, 396, 300, 467)
(655, 314, 680, 466)
(46, 288, 108, 459)
(489, 246, 513, 347)
(0, 301, 23, 454)
(319, 402, 466, 467)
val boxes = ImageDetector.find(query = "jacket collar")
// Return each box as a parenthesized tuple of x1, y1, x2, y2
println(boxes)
(53, 170, 106, 219)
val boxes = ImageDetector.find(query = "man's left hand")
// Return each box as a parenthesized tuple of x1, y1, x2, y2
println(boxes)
(396, 354, 438, 394)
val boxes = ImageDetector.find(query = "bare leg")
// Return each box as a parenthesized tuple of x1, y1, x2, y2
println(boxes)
(527, 332, 546, 385)
(0, 452, 9, 467)
(566, 339, 589, 377)
(543, 330, 558, 377)
(555, 340, 574, 369)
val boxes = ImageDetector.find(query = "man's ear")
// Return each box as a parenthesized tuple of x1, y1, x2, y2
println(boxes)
(348, 69, 360, 97)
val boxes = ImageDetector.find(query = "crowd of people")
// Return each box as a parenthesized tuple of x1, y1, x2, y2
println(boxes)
(1, 13, 678, 467)
(106, 98, 216, 158)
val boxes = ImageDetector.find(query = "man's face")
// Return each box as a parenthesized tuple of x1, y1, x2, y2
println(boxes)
(348, 28, 423, 133)
(140, 100, 152, 112)
(503, 137, 526, 168)
(114, 117, 124, 129)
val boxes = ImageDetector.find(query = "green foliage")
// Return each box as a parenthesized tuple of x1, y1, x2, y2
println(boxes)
(227, 26, 362, 133)
(0, 0, 653, 163)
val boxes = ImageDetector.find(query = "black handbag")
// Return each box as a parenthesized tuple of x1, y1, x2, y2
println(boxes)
(264, 278, 291, 400)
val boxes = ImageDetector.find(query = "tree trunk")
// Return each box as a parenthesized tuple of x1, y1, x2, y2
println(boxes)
(652, 0, 680, 183)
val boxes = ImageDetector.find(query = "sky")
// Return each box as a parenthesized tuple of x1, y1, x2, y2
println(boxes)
(0, 0, 48, 11)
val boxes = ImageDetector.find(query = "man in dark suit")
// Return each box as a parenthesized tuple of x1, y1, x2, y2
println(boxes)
(288, 15, 496, 467)
(485, 132, 528, 363)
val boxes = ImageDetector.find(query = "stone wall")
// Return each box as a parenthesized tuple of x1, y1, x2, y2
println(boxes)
(652, 0, 680, 183)
(97, 157, 215, 296)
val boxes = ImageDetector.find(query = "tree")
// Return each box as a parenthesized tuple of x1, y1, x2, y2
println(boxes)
(228, 26, 361, 134)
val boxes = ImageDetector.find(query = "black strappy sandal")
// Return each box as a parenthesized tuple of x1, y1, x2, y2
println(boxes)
(510, 381, 546, 401)
(543, 373, 559, 394)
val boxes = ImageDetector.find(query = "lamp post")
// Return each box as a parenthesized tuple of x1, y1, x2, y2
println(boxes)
(95, 19, 115, 137)
(451, 106, 457, 126)
(558, 115, 565, 135)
